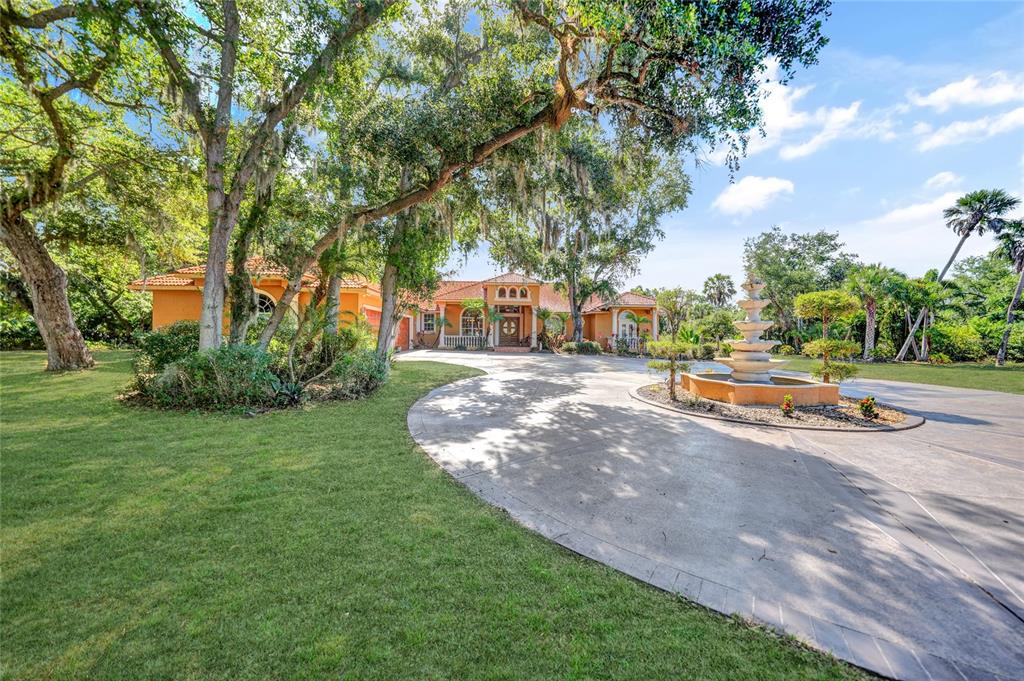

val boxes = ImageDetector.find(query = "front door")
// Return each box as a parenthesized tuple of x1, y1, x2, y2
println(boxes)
(500, 317, 519, 345)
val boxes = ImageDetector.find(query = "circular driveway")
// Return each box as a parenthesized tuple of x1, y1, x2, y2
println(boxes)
(401, 351, 1024, 680)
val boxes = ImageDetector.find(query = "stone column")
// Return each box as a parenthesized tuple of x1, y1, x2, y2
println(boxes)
(652, 308, 659, 340)
(531, 306, 537, 348)
(612, 308, 619, 337)
(439, 303, 446, 347)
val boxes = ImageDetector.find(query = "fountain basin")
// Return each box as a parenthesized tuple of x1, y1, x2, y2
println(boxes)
(680, 372, 839, 406)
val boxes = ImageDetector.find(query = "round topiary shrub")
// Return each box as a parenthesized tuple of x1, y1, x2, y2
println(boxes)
(776, 344, 796, 356)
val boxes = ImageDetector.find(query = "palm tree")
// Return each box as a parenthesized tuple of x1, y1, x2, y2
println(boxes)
(996, 220, 1024, 366)
(554, 311, 571, 336)
(623, 310, 650, 335)
(536, 307, 552, 349)
(845, 264, 897, 359)
(897, 189, 1021, 360)
(702, 274, 736, 308)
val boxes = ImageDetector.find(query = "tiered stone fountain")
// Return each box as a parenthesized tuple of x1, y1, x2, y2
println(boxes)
(717, 279, 786, 382)
(680, 277, 839, 406)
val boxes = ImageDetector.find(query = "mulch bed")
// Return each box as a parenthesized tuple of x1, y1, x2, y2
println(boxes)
(637, 383, 908, 431)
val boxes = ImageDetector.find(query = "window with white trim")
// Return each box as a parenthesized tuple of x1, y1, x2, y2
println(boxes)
(422, 312, 436, 332)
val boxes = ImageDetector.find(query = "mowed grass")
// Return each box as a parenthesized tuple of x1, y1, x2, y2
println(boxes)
(781, 356, 1024, 394)
(1, 351, 864, 681)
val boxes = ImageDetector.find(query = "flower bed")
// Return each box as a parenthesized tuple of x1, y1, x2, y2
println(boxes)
(637, 383, 912, 431)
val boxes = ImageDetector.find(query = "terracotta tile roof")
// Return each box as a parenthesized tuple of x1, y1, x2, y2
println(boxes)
(481, 272, 543, 285)
(435, 280, 485, 301)
(581, 291, 657, 313)
(129, 257, 392, 291)
(173, 257, 318, 282)
(128, 274, 196, 288)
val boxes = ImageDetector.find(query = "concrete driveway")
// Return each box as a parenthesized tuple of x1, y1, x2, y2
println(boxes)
(400, 350, 1024, 681)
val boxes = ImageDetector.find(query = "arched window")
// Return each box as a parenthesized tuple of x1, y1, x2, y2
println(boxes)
(519, 287, 528, 298)
(498, 287, 506, 298)
(256, 292, 276, 315)
(460, 308, 483, 336)
(509, 288, 518, 298)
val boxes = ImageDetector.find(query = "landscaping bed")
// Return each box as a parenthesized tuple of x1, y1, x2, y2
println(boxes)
(638, 382, 911, 430)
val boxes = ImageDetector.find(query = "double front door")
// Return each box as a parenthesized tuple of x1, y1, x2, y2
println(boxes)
(499, 317, 519, 345)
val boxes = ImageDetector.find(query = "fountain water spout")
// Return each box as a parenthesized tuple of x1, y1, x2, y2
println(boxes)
(717, 278, 787, 383)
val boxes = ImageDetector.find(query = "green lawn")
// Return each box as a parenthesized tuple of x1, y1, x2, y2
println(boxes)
(780, 356, 1024, 394)
(1, 351, 862, 681)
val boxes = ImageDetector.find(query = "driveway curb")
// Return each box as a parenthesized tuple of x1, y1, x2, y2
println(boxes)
(629, 386, 927, 432)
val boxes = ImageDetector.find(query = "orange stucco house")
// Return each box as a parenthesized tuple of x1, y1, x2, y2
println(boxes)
(130, 262, 658, 352)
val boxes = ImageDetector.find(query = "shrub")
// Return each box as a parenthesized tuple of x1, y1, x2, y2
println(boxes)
(562, 340, 601, 355)
(780, 394, 795, 417)
(698, 343, 717, 360)
(870, 339, 895, 361)
(137, 345, 287, 411)
(1007, 323, 1024, 362)
(802, 339, 860, 360)
(777, 344, 796, 356)
(323, 349, 390, 400)
(810, 360, 859, 384)
(929, 323, 986, 362)
(0, 314, 43, 350)
(614, 336, 630, 354)
(928, 352, 951, 364)
(133, 320, 200, 373)
(858, 395, 878, 419)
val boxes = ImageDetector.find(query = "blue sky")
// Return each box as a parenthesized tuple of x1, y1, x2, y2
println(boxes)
(447, 1, 1024, 290)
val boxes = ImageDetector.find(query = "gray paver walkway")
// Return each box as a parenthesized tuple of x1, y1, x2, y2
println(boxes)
(400, 350, 1024, 680)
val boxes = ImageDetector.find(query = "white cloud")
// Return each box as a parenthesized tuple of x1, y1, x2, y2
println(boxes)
(712, 176, 794, 216)
(923, 171, 961, 190)
(710, 60, 897, 163)
(916, 106, 1024, 151)
(909, 72, 1024, 112)
(780, 101, 861, 159)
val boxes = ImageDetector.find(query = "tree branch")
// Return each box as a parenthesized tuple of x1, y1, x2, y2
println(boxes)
(0, 2, 81, 28)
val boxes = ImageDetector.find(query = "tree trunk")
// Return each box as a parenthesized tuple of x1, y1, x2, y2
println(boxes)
(198, 205, 235, 349)
(896, 232, 968, 361)
(375, 260, 400, 357)
(997, 269, 1024, 366)
(257, 273, 302, 351)
(324, 275, 342, 336)
(668, 361, 677, 400)
(0, 215, 93, 371)
(227, 215, 259, 345)
(863, 299, 877, 359)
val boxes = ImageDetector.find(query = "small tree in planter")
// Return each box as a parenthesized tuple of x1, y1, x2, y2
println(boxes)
(795, 290, 861, 383)
(646, 340, 692, 400)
